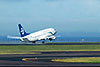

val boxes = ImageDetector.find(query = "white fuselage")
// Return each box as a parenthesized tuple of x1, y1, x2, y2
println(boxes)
(20, 28, 56, 42)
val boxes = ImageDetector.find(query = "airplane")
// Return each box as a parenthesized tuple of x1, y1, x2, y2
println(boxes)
(8, 24, 56, 43)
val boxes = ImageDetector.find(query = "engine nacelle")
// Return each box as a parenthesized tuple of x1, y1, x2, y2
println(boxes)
(48, 36, 56, 41)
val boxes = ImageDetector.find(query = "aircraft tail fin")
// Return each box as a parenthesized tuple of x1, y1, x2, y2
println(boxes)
(18, 24, 29, 37)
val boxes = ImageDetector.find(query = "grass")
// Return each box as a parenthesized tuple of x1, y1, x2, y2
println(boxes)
(51, 57, 100, 63)
(0, 44, 100, 54)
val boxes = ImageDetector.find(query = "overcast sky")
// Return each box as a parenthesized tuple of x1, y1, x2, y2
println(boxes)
(0, 0, 100, 37)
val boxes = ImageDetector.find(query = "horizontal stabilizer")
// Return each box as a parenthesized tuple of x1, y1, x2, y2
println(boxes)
(7, 36, 21, 39)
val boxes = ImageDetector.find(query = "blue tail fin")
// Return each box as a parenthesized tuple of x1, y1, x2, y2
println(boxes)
(18, 24, 29, 37)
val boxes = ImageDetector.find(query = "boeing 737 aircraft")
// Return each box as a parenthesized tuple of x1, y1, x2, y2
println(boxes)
(8, 24, 56, 43)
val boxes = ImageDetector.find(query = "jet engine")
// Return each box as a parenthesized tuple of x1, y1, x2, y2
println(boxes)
(48, 36, 56, 41)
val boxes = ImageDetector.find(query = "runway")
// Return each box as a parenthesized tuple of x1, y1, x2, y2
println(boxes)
(0, 51, 100, 66)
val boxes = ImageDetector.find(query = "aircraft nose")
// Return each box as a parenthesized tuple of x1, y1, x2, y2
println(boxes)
(54, 31, 57, 35)
(52, 31, 57, 35)
(54, 29, 57, 34)
(51, 28, 56, 35)
(54, 29, 56, 31)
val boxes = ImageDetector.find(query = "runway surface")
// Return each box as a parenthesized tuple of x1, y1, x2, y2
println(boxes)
(0, 51, 100, 66)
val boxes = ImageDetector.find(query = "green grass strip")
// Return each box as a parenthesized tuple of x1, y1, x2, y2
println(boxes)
(51, 57, 100, 63)
(0, 45, 100, 54)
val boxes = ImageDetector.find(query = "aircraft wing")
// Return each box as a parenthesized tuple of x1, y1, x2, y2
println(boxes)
(38, 35, 56, 40)
(38, 35, 47, 40)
